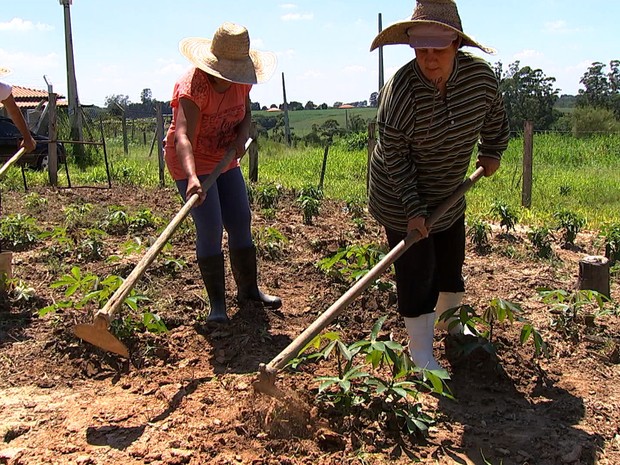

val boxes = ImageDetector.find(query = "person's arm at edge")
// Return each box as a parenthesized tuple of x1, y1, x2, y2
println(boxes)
(2, 94, 36, 153)
(174, 97, 206, 204)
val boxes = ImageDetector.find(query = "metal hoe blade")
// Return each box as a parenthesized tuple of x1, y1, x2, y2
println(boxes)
(73, 313, 129, 358)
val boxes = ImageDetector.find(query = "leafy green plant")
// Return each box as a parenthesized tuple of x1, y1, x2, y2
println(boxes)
(527, 226, 554, 259)
(0, 214, 40, 250)
(539, 288, 610, 339)
(63, 203, 93, 230)
(553, 209, 585, 247)
(129, 208, 160, 233)
(77, 228, 107, 262)
(297, 185, 323, 225)
(288, 316, 451, 436)
(490, 200, 518, 233)
(317, 243, 387, 287)
(600, 222, 620, 264)
(39, 266, 149, 316)
(254, 226, 288, 260)
(467, 218, 492, 252)
(111, 311, 168, 340)
(439, 298, 548, 358)
(23, 192, 48, 212)
(101, 206, 129, 235)
(255, 182, 283, 209)
(39, 226, 74, 258)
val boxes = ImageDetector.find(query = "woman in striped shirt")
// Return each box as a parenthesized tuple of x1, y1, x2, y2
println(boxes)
(369, 0, 510, 371)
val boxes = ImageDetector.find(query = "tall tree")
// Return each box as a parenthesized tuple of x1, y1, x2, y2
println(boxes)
(104, 94, 131, 116)
(496, 61, 560, 132)
(577, 62, 611, 109)
(140, 88, 153, 105)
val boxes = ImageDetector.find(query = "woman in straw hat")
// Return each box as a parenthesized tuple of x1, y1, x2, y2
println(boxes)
(164, 22, 280, 325)
(368, 0, 510, 370)
(0, 67, 36, 155)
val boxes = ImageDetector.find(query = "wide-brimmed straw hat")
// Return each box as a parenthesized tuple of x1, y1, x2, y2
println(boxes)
(370, 0, 495, 54)
(179, 22, 277, 85)
(0, 67, 11, 77)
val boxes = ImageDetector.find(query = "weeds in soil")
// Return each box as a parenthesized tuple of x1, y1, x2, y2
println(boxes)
(287, 316, 451, 437)
(539, 288, 611, 340)
(554, 209, 586, 248)
(439, 298, 548, 358)
(317, 243, 389, 288)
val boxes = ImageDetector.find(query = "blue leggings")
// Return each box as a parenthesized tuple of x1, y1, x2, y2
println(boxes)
(175, 167, 253, 259)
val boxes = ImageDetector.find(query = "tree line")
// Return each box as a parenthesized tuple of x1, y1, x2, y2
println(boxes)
(101, 59, 619, 136)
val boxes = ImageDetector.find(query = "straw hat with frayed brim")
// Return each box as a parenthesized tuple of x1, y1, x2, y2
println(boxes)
(0, 67, 11, 77)
(179, 22, 277, 85)
(370, 0, 495, 54)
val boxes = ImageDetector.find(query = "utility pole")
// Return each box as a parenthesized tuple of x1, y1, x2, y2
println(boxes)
(59, 0, 84, 146)
(281, 72, 291, 146)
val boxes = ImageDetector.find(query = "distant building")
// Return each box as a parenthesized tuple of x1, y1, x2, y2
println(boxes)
(0, 85, 67, 132)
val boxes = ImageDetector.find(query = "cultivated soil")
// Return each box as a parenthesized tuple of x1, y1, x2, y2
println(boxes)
(0, 185, 618, 465)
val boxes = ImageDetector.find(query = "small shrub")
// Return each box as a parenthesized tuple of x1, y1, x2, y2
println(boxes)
(254, 226, 288, 260)
(297, 184, 323, 225)
(600, 222, 620, 265)
(527, 226, 554, 259)
(467, 218, 492, 252)
(317, 243, 388, 287)
(0, 214, 40, 250)
(553, 209, 585, 247)
(24, 192, 48, 212)
(255, 182, 283, 209)
(63, 203, 93, 230)
(490, 200, 518, 233)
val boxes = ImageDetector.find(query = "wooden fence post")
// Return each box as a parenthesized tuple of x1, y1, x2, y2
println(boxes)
(318, 145, 329, 191)
(367, 122, 377, 192)
(47, 89, 58, 186)
(248, 122, 258, 183)
(156, 102, 165, 186)
(522, 121, 533, 208)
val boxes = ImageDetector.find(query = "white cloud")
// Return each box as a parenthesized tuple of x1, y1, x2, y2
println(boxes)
(342, 65, 366, 74)
(276, 49, 296, 59)
(279, 3, 297, 9)
(297, 69, 324, 80)
(155, 60, 186, 76)
(514, 49, 544, 61)
(281, 13, 314, 21)
(0, 18, 53, 32)
(544, 20, 579, 34)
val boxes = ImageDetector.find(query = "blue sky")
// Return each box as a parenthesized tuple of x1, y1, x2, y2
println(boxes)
(1, 1, 618, 108)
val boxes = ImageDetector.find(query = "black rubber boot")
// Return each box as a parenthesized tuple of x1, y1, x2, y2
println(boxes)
(197, 254, 229, 325)
(229, 246, 282, 309)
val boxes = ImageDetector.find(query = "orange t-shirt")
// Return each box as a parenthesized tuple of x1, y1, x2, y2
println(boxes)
(164, 67, 251, 181)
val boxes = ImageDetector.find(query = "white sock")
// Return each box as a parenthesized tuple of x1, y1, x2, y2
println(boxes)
(404, 313, 441, 371)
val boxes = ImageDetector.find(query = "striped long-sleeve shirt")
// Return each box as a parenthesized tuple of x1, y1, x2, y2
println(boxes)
(368, 51, 510, 234)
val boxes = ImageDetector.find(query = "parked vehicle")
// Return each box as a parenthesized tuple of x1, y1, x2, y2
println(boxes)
(0, 115, 66, 170)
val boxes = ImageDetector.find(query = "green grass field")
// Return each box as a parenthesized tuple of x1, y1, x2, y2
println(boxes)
(253, 108, 377, 136)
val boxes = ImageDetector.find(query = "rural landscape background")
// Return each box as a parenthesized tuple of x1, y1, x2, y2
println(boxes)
(1, 9, 620, 461)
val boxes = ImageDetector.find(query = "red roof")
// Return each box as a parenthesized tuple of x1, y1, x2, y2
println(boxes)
(1, 85, 67, 109)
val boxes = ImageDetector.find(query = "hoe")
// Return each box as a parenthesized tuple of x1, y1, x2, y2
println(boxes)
(73, 139, 253, 357)
(253, 166, 486, 397)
